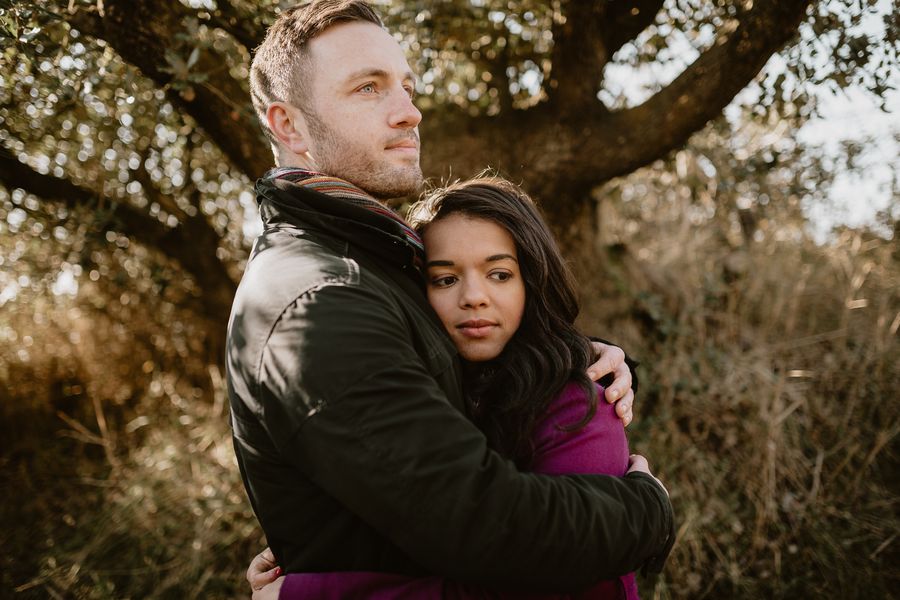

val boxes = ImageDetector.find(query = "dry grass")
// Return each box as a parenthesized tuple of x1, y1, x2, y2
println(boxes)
(2, 202, 897, 598)
(577, 211, 899, 598)
(2, 368, 262, 599)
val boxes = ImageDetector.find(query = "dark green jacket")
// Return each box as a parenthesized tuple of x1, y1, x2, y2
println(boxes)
(226, 178, 674, 591)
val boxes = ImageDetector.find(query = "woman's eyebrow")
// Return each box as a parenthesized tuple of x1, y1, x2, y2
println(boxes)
(426, 259, 454, 268)
(426, 255, 518, 268)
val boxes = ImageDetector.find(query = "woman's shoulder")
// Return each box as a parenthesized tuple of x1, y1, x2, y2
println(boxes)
(530, 380, 629, 477)
(544, 380, 617, 427)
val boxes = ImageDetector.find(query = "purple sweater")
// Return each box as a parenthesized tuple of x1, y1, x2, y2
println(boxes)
(279, 382, 638, 600)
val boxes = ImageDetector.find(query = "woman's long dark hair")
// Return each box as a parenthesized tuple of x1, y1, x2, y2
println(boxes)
(408, 175, 598, 467)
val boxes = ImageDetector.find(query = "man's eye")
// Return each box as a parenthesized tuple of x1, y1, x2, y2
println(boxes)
(359, 84, 376, 94)
(404, 86, 415, 98)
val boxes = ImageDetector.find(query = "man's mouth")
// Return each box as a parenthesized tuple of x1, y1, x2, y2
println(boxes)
(385, 137, 419, 153)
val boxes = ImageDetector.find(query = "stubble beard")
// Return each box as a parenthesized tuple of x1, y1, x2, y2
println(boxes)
(306, 114, 423, 200)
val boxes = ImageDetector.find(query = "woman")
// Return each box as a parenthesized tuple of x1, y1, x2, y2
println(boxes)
(249, 176, 645, 599)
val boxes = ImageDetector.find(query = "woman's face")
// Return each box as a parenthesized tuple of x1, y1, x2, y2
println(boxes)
(423, 213, 526, 362)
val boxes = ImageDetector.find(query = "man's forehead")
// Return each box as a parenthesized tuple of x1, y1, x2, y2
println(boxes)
(307, 21, 412, 81)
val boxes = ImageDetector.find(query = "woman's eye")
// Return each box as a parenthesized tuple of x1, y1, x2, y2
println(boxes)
(431, 275, 457, 288)
(489, 271, 512, 281)
(404, 86, 415, 98)
(359, 84, 376, 94)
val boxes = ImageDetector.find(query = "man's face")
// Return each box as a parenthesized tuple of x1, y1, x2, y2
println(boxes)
(302, 21, 423, 199)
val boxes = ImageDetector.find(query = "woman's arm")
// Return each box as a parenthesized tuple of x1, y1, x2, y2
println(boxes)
(531, 383, 629, 477)
(248, 557, 447, 600)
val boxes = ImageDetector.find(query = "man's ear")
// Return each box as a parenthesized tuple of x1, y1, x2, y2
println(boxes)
(266, 102, 310, 155)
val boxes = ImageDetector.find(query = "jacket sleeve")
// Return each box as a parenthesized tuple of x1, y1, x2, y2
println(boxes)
(259, 282, 673, 591)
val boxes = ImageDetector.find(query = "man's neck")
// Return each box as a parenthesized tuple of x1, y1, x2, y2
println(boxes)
(277, 152, 318, 172)
(273, 155, 399, 207)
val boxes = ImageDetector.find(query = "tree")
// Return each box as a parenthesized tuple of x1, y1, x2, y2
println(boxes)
(0, 0, 895, 333)
(2, 3, 897, 597)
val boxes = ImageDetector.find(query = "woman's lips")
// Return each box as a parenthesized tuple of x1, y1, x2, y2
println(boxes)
(456, 320, 497, 338)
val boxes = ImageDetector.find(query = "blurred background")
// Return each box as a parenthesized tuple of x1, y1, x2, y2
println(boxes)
(1, 0, 897, 598)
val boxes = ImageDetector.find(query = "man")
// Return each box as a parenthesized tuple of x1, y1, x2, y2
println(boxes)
(228, 0, 674, 593)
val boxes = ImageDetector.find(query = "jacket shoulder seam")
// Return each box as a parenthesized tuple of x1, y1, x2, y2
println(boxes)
(251, 263, 361, 401)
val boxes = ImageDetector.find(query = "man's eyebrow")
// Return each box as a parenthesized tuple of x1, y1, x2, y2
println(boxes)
(344, 68, 418, 84)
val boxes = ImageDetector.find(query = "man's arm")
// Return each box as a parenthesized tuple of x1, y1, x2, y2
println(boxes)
(261, 283, 672, 591)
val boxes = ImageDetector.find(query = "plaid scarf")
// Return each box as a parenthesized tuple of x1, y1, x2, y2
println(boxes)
(266, 167, 425, 260)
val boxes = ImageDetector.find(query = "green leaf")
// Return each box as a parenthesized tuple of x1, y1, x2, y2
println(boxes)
(186, 46, 200, 70)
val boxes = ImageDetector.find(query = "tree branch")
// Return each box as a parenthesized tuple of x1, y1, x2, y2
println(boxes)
(548, 2, 610, 111)
(585, 0, 814, 186)
(484, 41, 514, 113)
(133, 147, 190, 222)
(548, 1, 666, 111)
(67, 0, 271, 179)
(422, 0, 814, 231)
(0, 147, 236, 323)
(205, 0, 264, 51)
(1, 147, 91, 206)
(600, 0, 666, 58)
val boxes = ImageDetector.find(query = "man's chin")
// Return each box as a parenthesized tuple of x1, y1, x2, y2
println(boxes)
(369, 169, 423, 200)
(326, 160, 422, 200)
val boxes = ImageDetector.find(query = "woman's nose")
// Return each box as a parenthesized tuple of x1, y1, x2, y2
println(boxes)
(459, 280, 489, 308)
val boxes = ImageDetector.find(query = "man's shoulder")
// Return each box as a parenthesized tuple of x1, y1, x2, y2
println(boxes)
(228, 225, 405, 354)
(233, 225, 387, 321)
(226, 225, 402, 410)
(246, 225, 358, 292)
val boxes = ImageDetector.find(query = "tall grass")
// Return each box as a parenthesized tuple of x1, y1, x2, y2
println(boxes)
(2, 367, 261, 598)
(578, 211, 898, 598)
(2, 202, 896, 598)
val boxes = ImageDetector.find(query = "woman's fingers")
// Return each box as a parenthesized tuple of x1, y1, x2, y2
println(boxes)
(247, 548, 280, 590)
(251, 576, 285, 600)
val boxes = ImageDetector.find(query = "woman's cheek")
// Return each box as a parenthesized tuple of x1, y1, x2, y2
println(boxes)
(426, 288, 455, 334)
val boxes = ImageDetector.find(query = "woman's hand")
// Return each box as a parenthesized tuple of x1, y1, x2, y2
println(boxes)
(247, 547, 282, 593)
(588, 341, 635, 426)
(251, 576, 284, 600)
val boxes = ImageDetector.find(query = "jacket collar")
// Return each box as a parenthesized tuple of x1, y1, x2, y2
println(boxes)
(254, 170, 423, 277)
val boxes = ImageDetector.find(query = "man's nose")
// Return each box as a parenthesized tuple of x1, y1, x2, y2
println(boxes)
(388, 87, 422, 129)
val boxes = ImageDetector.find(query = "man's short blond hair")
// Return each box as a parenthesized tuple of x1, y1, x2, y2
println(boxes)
(250, 1, 384, 145)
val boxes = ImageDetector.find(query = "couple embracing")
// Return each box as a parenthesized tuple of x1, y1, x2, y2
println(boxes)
(226, 2, 675, 598)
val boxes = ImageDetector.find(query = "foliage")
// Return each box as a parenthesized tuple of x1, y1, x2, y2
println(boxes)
(0, 0, 898, 598)
(576, 111, 898, 598)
